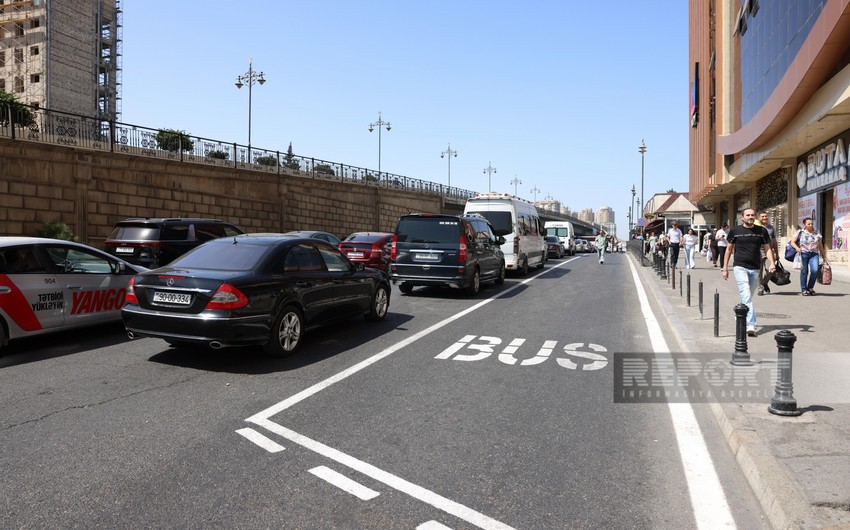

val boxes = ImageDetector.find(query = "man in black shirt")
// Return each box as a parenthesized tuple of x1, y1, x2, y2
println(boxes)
(721, 208, 775, 336)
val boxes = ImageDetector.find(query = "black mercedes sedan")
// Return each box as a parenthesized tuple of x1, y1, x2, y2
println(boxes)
(121, 234, 391, 356)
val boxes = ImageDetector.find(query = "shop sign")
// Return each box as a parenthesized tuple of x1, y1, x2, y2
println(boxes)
(797, 133, 849, 194)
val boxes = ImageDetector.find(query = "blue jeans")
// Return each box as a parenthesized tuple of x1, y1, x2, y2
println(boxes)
(800, 251, 820, 292)
(732, 266, 760, 329)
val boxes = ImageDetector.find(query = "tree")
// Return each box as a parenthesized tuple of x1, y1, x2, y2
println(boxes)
(0, 90, 36, 127)
(35, 221, 77, 241)
(314, 164, 335, 176)
(284, 142, 300, 170)
(155, 128, 194, 152)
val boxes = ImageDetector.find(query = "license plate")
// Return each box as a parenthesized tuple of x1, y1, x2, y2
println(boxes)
(415, 253, 439, 261)
(115, 247, 134, 254)
(347, 252, 364, 258)
(152, 291, 192, 305)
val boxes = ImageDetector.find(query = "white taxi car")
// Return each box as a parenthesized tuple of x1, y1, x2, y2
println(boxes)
(0, 237, 146, 353)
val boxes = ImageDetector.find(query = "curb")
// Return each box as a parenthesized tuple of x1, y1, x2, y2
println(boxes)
(633, 256, 816, 530)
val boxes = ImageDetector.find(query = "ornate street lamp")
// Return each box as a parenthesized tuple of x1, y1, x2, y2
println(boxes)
(510, 176, 522, 196)
(483, 162, 497, 192)
(369, 112, 391, 177)
(235, 58, 266, 150)
(441, 143, 457, 188)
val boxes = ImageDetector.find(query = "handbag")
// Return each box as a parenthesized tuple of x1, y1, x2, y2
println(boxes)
(817, 260, 832, 285)
(784, 241, 797, 262)
(770, 261, 791, 286)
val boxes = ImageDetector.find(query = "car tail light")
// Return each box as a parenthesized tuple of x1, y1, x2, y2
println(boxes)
(459, 234, 468, 264)
(391, 234, 398, 260)
(205, 283, 249, 310)
(125, 277, 138, 304)
(513, 236, 520, 255)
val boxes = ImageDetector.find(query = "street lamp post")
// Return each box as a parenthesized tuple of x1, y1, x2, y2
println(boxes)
(510, 176, 522, 196)
(483, 162, 497, 192)
(639, 140, 647, 264)
(441, 143, 457, 188)
(630, 184, 636, 237)
(234, 58, 266, 151)
(369, 112, 391, 178)
(530, 186, 541, 202)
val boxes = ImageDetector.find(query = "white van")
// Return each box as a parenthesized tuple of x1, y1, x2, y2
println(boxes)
(544, 221, 576, 256)
(463, 193, 545, 275)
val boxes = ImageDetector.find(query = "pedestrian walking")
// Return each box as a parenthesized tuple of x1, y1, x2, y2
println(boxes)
(667, 221, 683, 268)
(790, 217, 827, 296)
(683, 228, 698, 269)
(596, 230, 608, 264)
(709, 227, 719, 266)
(756, 211, 779, 295)
(715, 223, 729, 268)
(647, 231, 658, 257)
(722, 208, 775, 336)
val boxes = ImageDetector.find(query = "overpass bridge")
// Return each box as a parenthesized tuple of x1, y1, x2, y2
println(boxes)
(537, 211, 600, 237)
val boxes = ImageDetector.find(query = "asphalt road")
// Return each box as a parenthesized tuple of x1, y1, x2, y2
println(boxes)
(0, 252, 770, 529)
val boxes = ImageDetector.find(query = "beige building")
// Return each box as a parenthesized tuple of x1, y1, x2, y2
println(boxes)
(0, 0, 122, 120)
(595, 206, 614, 224)
(577, 208, 594, 224)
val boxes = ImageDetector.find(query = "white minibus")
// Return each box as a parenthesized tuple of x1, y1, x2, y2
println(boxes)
(543, 221, 576, 256)
(463, 193, 545, 275)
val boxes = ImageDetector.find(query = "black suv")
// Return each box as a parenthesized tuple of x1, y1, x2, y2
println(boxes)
(104, 218, 243, 268)
(390, 213, 505, 295)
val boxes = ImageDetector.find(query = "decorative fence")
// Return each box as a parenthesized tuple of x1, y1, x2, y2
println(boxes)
(0, 103, 476, 200)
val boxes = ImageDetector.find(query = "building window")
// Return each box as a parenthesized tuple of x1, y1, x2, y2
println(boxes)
(0, 51, 5, 67)
(30, 46, 39, 56)
(0, 79, 5, 91)
(14, 76, 24, 93)
(14, 48, 24, 64)
(31, 18, 40, 29)
(14, 23, 23, 36)
(30, 73, 40, 83)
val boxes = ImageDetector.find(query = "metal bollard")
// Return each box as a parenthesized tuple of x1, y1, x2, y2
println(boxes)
(699, 280, 704, 318)
(686, 274, 691, 306)
(713, 290, 719, 336)
(731, 303, 752, 365)
(679, 270, 683, 297)
(660, 259, 668, 280)
(671, 265, 676, 289)
(768, 330, 802, 416)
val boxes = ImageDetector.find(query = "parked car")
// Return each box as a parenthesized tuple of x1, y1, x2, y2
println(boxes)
(104, 218, 243, 269)
(544, 235, 564, 259)
(0, 237, 146, 353)
(339, 232, 393, 272)
(284, 230, 341, 247)
(122, 234, 390, 356)
(576, 240, 590, 253)
(390, 213, 506, 295)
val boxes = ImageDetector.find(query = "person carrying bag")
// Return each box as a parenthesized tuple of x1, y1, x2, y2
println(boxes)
(790, 217, 827, 295)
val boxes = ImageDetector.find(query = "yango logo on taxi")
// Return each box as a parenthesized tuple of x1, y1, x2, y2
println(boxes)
(0, 237, 144, 351)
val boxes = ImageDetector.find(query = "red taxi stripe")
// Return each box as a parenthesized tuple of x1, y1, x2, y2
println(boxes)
(0, 274, 43, 331)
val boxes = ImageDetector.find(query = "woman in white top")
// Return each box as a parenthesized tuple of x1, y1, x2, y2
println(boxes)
(683, 228, 698, 269)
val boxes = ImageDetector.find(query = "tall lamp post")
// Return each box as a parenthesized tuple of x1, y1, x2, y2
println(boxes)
(510, 176, 522, 196)
(369, 112, 391, 178)
(441, 143, 457, 188)
(483, 162, 497, 192)
(639, 140, 647, 264)
(234, 58, 266, 150)
(630, 184, 636, 237)
(530, 186, 541, 202)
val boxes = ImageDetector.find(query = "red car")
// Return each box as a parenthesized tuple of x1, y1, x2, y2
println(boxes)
(339, 232, 393, 272)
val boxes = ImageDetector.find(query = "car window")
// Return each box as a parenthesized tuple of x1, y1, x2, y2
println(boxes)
(286, 244, 325, 272)
(0, 246, 45, 273)
(223, 226, 242, 237)
(317, 246, 350, 272)
(159, 225, 190, 241)
(465, 211, 512, 236)
(109, 225, 159, 240)
(170, 241, 270, 270)
(195, 224, 225, 241)
(396, 217, 460, 244)
(44, 245, 116, 274)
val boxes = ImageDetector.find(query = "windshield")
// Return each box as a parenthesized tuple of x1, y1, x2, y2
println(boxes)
(549, 227, 570, 238)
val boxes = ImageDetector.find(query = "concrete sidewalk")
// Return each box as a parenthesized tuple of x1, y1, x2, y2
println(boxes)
(634, 253, 850, 529)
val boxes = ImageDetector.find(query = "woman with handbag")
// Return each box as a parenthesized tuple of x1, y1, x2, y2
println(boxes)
(790, 217, 827, 296)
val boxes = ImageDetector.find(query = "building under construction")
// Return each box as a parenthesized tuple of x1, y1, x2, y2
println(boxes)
(0, 0, 122, 121)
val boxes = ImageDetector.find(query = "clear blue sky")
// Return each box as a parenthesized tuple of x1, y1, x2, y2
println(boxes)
(120, 1, 688, 239)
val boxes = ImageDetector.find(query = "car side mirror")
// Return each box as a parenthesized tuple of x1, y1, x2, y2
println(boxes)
(496, 235, 506, 245)
(117, 262, 126, 273)
(353, 262, 365, 272)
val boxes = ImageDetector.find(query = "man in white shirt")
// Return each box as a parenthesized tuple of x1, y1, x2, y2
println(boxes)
(666, 221, 683, 268)
(715, 222, 729, 268)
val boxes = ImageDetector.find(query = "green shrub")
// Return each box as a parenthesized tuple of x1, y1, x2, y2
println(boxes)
(36, 221, 77, 241)
(255, 155, 278, 167)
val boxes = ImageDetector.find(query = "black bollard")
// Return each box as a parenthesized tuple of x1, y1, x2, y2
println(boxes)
(768, 330, 802, 416)
(699, 280, 704, 319)
(679, 270, 683, 297)
(660, 258, 668, 280)
(731, 303, 752, 365)
(671, 264, 676, 289)
(686, 274, 691, 306)
(713, 290, 719, 336)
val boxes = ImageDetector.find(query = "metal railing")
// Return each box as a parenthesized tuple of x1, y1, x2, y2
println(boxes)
(0, 103, 477, 200)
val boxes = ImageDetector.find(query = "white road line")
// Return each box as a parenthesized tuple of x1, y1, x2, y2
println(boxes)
(253, 418, 516, 530)
(627, 258, 737, 529)
(417, 521, 453, 530)
(309, 465, 380, 501)
(246, 258, 575, 424)
(235, 427, 285, 453)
